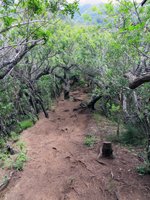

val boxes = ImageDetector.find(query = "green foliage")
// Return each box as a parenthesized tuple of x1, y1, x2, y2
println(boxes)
(137, 164, 150, 175)
(82, 13, 92, 22)
(19, 120, 33, 130)
(26, 0, 44, 15)
(0, 141, 27, 171)
(107, 125, 146, 146)
(62, 1, 79, 18)
(0, 152, 8, 165)
(0, 138, 6, 148)
(10, 132, 19, 142)
(13, 142, 27, 170)
(84, 135, 96, 147)
(0, 0, 150, 168)
(3, 0, 14, 6)
(121, 126, 145, 146)
(13, 152, 27, 171)
(3, 16, 16, 27)
(110, 104, 120, 113)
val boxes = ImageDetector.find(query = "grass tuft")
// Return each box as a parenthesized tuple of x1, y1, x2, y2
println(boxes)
(13, 151, 27, 171)
(137, 164, 150, 175)
(19, 119, 33, 130)
(10, 132, 19, 142)
(84, 135, 96, 147)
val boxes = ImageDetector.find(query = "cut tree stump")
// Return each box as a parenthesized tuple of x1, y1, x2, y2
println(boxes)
(101, 142, 114, 158)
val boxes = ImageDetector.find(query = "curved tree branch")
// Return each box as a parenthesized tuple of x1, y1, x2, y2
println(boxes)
(125, 71, 150, 89)
(0, 40, 42, 80)
(141, 0, 148, 6)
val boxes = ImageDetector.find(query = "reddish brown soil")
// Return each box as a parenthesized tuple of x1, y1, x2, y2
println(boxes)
(1, 90, 150, 200)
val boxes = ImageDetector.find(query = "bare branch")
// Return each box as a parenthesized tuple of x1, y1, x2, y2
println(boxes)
(141, 0, 148, 6)
(125, 71, 150, 89)
(0, 40, 43, 79)
(0, 20, 48, 34)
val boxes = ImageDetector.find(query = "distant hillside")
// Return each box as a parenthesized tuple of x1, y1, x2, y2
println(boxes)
(73, 3, 106, 24)
(79, 0, 104, 4)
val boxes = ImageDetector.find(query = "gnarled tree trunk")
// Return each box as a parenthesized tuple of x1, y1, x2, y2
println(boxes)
(88, 94, 102, 110)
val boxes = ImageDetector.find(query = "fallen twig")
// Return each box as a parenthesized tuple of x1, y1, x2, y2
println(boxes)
(96, 159, 107, 166)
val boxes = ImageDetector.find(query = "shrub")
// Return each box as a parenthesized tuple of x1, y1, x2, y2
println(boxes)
(107, 125, 145, 146)
(13, 152, 27, 171)
(0, 138, 6, 148)
(137, 164, 150, 175)
(12, 142, 27, 170)
(121, 125, 145, 146)
(84, 135, 96, 147)
(10, 132, 19, 142)
(0, 141, 27, 170)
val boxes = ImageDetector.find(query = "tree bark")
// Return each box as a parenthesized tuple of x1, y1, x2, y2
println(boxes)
(0, 41, 40, 80)
(141, 0, 148, 6)
(101, 142, 114, 158)
(88, 95, 102, 110)
(124, 72, 150, 89)
(63, 68, 70, 99)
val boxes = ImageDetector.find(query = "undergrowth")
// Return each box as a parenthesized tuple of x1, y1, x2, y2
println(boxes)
(19, 119, 34, 130)
(93, 112, 149, 175)
(0, 141, 27, 171)
(84, 134, 96, 147)
(136, 163, 150, 175)
(107, 125, 146, 147)
(0, 118, 33, 173)
(0, 122, 28, 171)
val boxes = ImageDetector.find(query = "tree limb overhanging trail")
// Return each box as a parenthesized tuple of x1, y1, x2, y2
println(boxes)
(124, 72, 150, 89)
(0, 40, 43, 80)
(141, 0, 148, 6)
(0, 20, 48, 34)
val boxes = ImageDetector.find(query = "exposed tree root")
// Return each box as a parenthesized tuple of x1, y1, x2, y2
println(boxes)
(0, 171, 15, 192)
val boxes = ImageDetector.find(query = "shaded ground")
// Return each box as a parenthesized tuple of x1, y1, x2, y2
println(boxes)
(1, 89, 150, 200)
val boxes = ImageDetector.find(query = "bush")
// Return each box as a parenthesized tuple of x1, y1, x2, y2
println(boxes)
(107, 125, 145, 146)
(13, 152, 27, 171)
(0, 138, 6, 148)
(84, 135, 96, 147)
(10, 132, 19, 142)
(121, 125, 145, 146)
(137, 164, 150, 175)
(0, 141, 27, 170)
(14, 142, 27, 171)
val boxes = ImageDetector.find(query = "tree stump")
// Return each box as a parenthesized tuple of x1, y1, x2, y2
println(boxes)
(101, 142, 114, 158)
(64, 90, 70, 99)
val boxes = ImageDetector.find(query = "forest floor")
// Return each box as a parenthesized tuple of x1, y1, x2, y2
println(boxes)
(0, 89, 150, 200)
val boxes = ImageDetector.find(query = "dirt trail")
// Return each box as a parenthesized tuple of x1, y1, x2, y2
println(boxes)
(1, 90, 150, 200)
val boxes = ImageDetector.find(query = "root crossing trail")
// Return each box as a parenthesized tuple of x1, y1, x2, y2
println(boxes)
(1, 90, 150, 200)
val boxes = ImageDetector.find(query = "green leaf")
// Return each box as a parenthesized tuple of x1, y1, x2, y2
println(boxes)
(3, 16, 15, 27)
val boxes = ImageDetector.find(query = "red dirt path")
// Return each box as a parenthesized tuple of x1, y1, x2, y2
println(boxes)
(1, 90, 150, 200)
